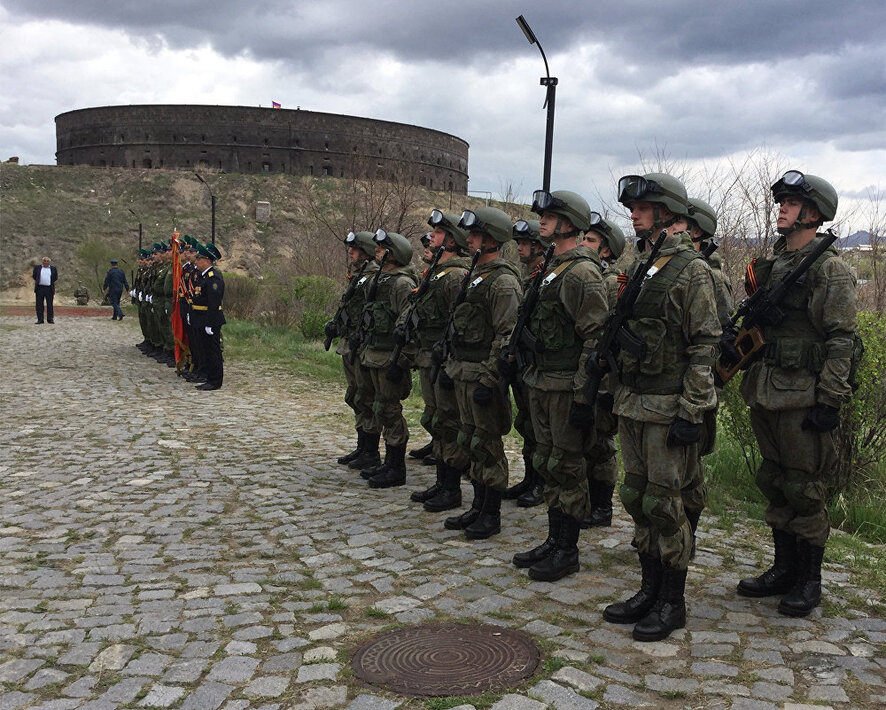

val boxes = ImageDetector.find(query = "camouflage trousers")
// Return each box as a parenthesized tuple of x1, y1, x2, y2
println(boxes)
(342, 355, 376, 433)
(511, 382, 536, 458)
(749, 406, 837, 547)
(618, 418, 704, 571)
(528, 387, 592, 521)
(585, 403, 619, 487)
(367, 366, 412, 447)
(138, 302, 150, 342)
(418, 367, 469, 470)
(453, 377, 511, 490)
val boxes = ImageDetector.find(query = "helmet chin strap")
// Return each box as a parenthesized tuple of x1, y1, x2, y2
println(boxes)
(478, 235, 500, 254)
(551, 216, 579, 239)
(777, 203, 820, 236)
(637, 205, 678, 246)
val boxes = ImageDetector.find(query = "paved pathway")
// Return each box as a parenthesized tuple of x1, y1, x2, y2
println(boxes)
(1, 315, 884, 710)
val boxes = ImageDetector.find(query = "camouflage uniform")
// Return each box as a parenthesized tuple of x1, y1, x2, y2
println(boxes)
(739, 234, 857, 547)
(613, 232, 721, 572)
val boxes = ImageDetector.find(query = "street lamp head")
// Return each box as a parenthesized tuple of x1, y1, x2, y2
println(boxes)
(516, 15, 537, 45)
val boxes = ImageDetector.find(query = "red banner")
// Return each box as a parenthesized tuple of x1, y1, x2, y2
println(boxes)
(171, 232, 189, 367)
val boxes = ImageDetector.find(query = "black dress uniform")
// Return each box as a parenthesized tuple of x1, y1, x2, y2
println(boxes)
(191, 246, 226, 390)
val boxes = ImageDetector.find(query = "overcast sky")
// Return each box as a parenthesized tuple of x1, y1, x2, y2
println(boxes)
(2, 0, 885, 225)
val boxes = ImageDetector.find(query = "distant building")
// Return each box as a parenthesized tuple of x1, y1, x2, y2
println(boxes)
(55, 104, 470, 194)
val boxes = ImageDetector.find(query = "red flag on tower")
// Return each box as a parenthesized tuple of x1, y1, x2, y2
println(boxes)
(271, 101, 281, 109)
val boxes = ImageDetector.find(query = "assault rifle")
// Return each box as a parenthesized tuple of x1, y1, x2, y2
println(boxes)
(498, 243, 556, 390)
(386, 246, 444, 368)
(581, 229, 669, 404)
(348, 249, 389, 364)
(430, 249, 482, 384)
(715, 230, 838, 384)
(323, 259, 370, 351)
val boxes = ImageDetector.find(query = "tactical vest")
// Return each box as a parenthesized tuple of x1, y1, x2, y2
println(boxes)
(363, 272, 413, 350)
(414, 263, 466, 350)
(747, 246, 844, 374)
(451, 265, 517, 362)
(525, 258, 585, 372)
(619, 249, 703, 394)
(342, 272, 373, 337)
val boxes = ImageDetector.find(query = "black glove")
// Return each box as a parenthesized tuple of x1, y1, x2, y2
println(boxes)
(802, 404, 840, 432)
(385, 363, 405, 383)
(597, 392, 615, 414)
(438, 369, 455, 390)
(719, 325, 741, 366)
(392, 323, 409, 346)
(667, 416, 702, 447)
(324, 320, 338, 340)
(472, 384, 494, 405)
(497, 352, 518, 383)
(568, 401, 595, 428)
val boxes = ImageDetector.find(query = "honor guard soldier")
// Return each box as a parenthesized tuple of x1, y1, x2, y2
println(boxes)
(733, 171, 858, 617)
(511, 190, 608, 581)
(442, 207, 522, 540)
(134, 249, 153, 352)
(329, 231, 380, 468)
(602, 173, 721, 641)
(191, 243, 226, 390)
(579, 213, 626, 528)
(405, 211, 473, 511)
(357, 230, 419, 488)
(503, 218, 549, 508)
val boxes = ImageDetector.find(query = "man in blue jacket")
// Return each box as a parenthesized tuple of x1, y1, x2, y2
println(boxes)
(103, 258, 131, 320)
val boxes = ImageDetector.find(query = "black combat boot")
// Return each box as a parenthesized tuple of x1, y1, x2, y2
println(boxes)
(349, 433, 381, 471)
(737, 528, 797, 597)
(368, 445, 407, 488)
(516, 464, 544, 508)
(464, 487, 502, 540)
(444, 481, 485, 530)
(581, 480, 614, 528)
(632, 565, 688, 642)
(528, 512, 581, 581)
(422, 453, 438, 467)
(337, 429, 364, 465)
(409, 440, 434, 460)
(423, 464, 463, 513)
(503, 454, 534, 500)
(361, 444, 391, 480)
(513, 508, 560, 568)
(777, 539, 824, 617)
(410, 461, 444, 503)
(686, 508, 702, 559)
(603, 552, 663, 624)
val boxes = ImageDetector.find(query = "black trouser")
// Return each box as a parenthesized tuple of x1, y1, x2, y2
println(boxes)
(35, 286, 54, 322)
(199, 327, 224, 387)
(109, 290, 123, 318)
(188, 320, 204, 374)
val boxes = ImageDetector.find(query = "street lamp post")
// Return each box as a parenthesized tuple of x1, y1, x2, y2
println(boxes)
(128, 207, 143, 253)
(516, 15, 557, 192)
(193, 172, 216, 244)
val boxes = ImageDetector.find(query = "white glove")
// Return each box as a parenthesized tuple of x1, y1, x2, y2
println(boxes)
(147, 295, 152, 303)
(138, 291, 143, 300)
(186, 313, 190, 325)
(205, 326, 214, 335)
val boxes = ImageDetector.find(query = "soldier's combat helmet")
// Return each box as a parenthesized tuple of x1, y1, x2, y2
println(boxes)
(687, 198, 718, 239)
(344, 230, 377, 259)
(531, 190, 593, 233)
(586, 212, 626, 258)
(458, 206, 513, 243)
(428, 209, 469, 251)
(617, 172, 689, 239)
(373, 229, 414, 266)
(512, 219, 550, 246)
(771, 170, 838, 234)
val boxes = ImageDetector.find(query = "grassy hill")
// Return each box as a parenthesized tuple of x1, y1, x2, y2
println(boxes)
(0, 162, 515, 301)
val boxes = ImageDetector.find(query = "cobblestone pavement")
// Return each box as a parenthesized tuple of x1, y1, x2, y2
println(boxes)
(1, 315, 884, 710)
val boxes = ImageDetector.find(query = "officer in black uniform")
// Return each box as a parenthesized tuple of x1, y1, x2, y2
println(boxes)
(191, 243, 226, 391)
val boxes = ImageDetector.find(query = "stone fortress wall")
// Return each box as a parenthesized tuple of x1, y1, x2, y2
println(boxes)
(55, 105, 469, 194)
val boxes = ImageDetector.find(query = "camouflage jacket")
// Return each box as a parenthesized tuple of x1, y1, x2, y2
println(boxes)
(408, 255, 470, 369)
(335, 259, 379, 357)
(359, 264, 419, 368)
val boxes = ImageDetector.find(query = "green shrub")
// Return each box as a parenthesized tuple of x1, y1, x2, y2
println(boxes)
(223, 273, 262, 320)
(291, 275, 339, 340)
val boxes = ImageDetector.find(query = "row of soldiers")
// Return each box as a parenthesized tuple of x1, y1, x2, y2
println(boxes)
(326, 169, 858, 641)
(132, 237, 227, 390)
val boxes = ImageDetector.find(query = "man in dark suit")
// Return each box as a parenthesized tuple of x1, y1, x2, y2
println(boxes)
(191, 243, 225, 390)
(103, 258, 130, 320)
(32, 256, 58, 324)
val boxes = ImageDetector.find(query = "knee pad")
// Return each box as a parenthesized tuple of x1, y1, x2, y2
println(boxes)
(783, 469, 826, 516)
(754, 459, 784, 503)
(641, 483, 682, 538)
(457, 428, 473, 455)
(619, 472, 647, 520)
(532, 446, 551, 477)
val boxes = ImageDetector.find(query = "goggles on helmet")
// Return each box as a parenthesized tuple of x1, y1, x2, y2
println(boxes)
(617, 175, 665, 203)
(344, 231, 358, 244)
(588, 212, 604, 227)
(458, 210, 486, 231)
(373, 228, 391, 246)
(428, 209, 447, 227)
(531, 190, 570, 213)
(773, 170, 814, 197)
(420, 232, 432, 247)
(513, 220, 534, 238)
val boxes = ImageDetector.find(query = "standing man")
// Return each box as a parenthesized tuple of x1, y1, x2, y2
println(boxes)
(601, 173, 721, 641)
(406, 211, 472, 512)
(511, 190, 608, 581)
(103, 258, 130, 320)
(443, 207, 522, 540)
(191, 243, 226, 391)
(735, 171, 857, 617)
(502, 219, 549, 508)
(330, 231, 379, 467)
(32, 256, 58, 324)
(579, 213, 626, 528)
(357, 230, 418, 488)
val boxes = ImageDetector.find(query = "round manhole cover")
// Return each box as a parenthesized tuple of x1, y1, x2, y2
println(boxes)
(352, 622, 539, 697)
